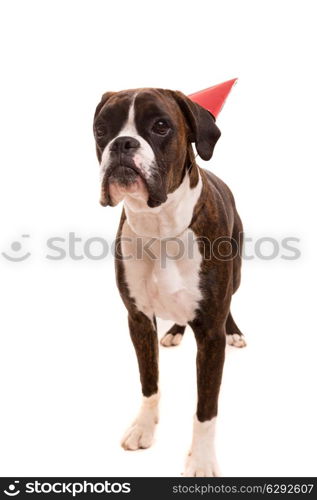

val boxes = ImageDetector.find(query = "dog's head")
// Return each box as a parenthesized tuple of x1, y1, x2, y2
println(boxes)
(93, 88, 221, 208)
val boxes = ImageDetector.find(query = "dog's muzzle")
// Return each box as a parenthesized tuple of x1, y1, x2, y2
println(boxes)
(100, 136, 168, 208)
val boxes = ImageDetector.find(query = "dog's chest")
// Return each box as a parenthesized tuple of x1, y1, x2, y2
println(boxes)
(121, 222, 202, 325)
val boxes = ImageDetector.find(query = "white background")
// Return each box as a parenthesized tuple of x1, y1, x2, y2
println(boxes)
(0, 0, 316, 477)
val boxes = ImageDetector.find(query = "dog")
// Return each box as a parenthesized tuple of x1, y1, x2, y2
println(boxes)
(93, 88, 246, 477)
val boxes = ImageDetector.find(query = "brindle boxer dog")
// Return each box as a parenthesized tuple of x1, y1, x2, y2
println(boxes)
(93, 88, 246, 477)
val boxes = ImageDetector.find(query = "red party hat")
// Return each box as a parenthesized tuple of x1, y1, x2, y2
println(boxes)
(188, 78, 237, 118)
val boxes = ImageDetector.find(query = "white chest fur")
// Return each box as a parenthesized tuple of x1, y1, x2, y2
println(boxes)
(120, 173, 203, 325)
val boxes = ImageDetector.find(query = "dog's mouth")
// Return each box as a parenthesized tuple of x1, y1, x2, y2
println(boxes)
(108, 164, 143, 187)
(100, 162, 149, 207)
(100, 157, 168, 209)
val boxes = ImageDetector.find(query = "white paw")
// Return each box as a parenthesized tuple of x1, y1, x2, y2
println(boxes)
(184, 416, 221, 477)
(160, 332, 183, 347)
(121, 393, 159, 451)
(184, 451, 221, 477)
(227, 333, 247, 348)
(121, 421, 155, 450)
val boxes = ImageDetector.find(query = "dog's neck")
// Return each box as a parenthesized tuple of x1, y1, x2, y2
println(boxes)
(123, 165, 202, 239)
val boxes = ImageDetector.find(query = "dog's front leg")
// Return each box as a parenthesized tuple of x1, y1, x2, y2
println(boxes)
(185, 319, 226, 476)
(121, 310, 159, 451)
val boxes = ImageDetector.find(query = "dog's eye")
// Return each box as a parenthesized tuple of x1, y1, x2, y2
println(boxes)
(152, 120, 170, 135)
(95, 125, 107, 139)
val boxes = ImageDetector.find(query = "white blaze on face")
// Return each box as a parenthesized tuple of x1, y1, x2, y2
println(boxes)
(100, 96, 156, 187)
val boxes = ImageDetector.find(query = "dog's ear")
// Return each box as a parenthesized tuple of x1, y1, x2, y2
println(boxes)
(94, 91, 116, 119)
(170, 90, 221, 161)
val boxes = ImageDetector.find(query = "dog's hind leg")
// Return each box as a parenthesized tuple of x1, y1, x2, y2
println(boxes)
(160, 323, 186, 347)
(226, 216, 246, 348)
(226, 311, 246, 348)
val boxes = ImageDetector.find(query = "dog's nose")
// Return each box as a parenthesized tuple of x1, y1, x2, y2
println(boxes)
(110, 136, 140, 153)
